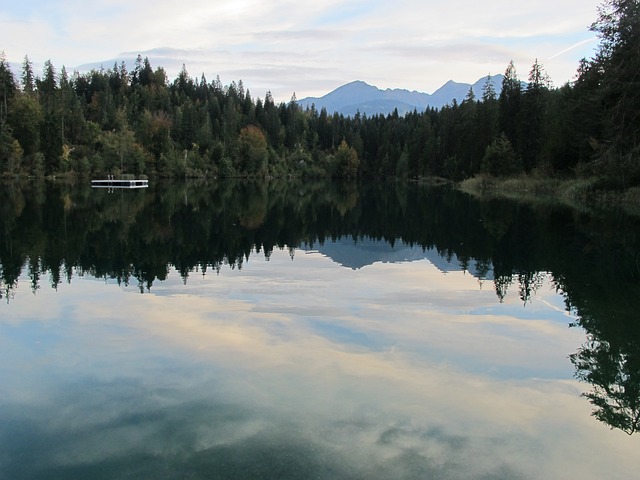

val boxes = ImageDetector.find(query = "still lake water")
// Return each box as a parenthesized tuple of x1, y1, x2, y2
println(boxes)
(1, 180, 639, 479)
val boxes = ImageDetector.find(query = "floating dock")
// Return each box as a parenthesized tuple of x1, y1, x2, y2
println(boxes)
(91, 178, 149, 189)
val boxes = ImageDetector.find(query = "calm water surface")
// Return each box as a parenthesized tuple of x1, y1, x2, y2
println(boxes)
(1, 180, 639, 479)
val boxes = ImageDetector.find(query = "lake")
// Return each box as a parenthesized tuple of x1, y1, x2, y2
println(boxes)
(1, 179, 639, 479)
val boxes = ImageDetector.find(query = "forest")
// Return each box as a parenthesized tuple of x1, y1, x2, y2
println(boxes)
(0, 0, 638, 186)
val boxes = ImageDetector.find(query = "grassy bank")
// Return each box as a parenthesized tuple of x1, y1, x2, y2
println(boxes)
(457, 175, 640, 216)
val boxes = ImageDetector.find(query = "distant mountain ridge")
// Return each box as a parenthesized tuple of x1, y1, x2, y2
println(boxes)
(298, 75, 504, 116)
(302, 237, 494, 280)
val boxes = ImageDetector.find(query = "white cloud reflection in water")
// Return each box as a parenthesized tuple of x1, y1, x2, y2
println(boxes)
(1, 245, 639, 479)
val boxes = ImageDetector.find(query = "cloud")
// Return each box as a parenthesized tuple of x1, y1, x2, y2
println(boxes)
(549, 37, 599, 59)
(361, 42, 517, 65)
(251, 28, 347, 43)
(1, 0, 603, 100)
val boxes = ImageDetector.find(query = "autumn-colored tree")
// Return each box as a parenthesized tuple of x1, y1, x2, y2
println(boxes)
(237, 125, 268, 176)
(335, 139, 359, 178)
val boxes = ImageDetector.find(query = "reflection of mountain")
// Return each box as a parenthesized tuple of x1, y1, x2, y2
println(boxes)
(304, 237, 494, 279)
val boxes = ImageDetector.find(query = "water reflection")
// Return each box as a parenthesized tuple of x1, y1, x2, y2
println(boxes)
(0, 259, 589, 478)
(1, 179, 640, 478)
(571, 333, 640, 435)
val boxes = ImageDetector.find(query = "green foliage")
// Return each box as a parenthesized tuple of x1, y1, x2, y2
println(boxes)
(499, 60, 522, 155)
(0, 120, 18, 175)
(237, 125, 268, 176)
(8, 94, 42, 155)
(395, 149, 409, 178)
(443, 155, 463, 181)
(335, 139, 360, 178)
(0, 52, 17, 121)
(481, 134, 522, 176)
(21, 55, 35, 95)
(577, 0, 640, 179)
(31, 152, 45, 177)
(217, 156, 236, 177)
(520, 59, 551, 171)
(481, 74, 497, 102)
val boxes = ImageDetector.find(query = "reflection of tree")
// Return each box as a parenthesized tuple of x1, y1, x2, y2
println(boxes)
(1, 178, 640, 316)
(334, 181, 359, 217)
(3, 178, 640, 434)
(492, 271, 548, 304)
(517, 271, 546, 305)
(561, 217, 640, 434)
(570, 335, 640, 435)
(0, 278, 16, 303)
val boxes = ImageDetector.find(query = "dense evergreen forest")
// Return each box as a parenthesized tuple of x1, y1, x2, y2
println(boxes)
(0, 0, 638, 185)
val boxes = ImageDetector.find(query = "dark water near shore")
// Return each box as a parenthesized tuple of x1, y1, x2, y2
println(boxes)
(1, 179, 639, 479)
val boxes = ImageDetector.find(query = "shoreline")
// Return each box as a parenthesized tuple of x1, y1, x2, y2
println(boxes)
(456, 175, 640, 217)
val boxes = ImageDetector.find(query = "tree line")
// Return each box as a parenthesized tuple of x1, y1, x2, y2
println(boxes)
(0, 0, 638, 185)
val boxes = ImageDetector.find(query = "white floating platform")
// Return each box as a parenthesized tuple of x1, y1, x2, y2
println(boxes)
(91, 179, 149, 189)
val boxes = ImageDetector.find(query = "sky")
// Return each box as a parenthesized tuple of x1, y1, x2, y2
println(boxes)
(1, 0, 603, 102)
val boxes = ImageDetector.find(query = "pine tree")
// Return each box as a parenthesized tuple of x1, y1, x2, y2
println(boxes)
(499, 61, 522, 156)
(590, 0, 640, 155)
(521, 59, 551, 171)
(479, 75, 499, 158)
(0, 52, 17, 121)
(481, 74, 497, 102)
(21, 55, 35, 95)
(37, 60, 62, 174)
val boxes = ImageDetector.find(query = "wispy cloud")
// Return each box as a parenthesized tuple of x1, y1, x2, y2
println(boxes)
(1, 0, 602, 100)
(549, 37, 598, 59)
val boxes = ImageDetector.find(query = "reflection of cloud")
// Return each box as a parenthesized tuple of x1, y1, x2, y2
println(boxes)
(0, 365, 627, 479)
(0, 386, 535, 479)
(2, 248, 638, 478)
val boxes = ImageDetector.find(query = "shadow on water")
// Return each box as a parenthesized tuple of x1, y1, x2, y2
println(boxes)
(1, 178, 640, 434)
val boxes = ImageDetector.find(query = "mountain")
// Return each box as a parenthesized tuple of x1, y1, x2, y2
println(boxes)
(298, 75, 504, 116)
(302, 237, 494, 279)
